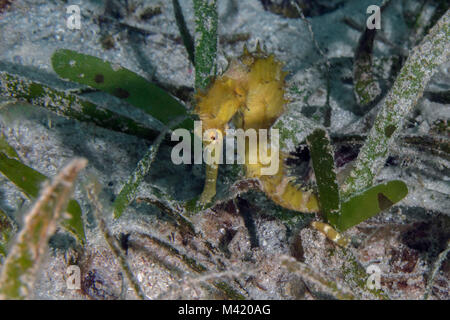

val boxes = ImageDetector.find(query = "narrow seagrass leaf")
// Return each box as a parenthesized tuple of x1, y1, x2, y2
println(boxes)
(342, 11, 449, 198)
(0, 71, 159, 141)
(0, 208, 16, 260)
(63, 200, 86, 246)
(51, 49, 193, 130)
(193, 0, 218, 90)
(0, 152, 46, 199)
(0, 133, 20, 160)
(0, 158, 87, 299)
(173, 0, 195, 65)
(337, 180, 408, 232)
(113, 117, 176, 219)
(307, 128, 340, 227)
(0, 152, 86, 245)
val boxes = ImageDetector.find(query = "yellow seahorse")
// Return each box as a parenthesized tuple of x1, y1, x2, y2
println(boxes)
(195, 45, 318, 212)
(244, 142, 319, 213)
(195, 45, 347, 244)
